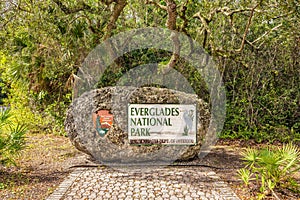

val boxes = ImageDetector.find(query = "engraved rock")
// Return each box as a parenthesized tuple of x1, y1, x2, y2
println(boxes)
(65, 86, 210, 163)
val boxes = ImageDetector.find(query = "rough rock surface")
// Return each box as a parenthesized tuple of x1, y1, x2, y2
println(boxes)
(65, 87, 210, 164)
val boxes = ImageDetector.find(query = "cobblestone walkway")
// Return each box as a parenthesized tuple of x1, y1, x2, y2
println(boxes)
(47, 166, 240, 200)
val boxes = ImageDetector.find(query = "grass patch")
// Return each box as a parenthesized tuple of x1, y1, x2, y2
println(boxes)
(0, 132, 79, 200)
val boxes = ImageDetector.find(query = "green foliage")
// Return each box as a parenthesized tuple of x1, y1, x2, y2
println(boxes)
(237, 168, 251, 186)
(0, 0, 299, 141)
(220, 35, 300, 142)
(0, 108, 27, 165)
(97, 49, 209, 100)
(238, 143, 300, 199)
(0, 51, 67, 134)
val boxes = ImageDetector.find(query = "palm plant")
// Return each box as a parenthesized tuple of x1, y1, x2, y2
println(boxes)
(0, 108, 27, 165)
(238, 143, 300, 199)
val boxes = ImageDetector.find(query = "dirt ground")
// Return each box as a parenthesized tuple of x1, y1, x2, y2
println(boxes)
(0, 133, 299, 200)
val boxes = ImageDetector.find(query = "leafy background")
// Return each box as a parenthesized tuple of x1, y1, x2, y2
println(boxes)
(0, 0, 299, 142)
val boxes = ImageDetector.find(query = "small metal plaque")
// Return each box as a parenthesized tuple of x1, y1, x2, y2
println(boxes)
(92, 110, 113, 137)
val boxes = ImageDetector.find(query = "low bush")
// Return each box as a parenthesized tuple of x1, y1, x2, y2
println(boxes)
(238, 143, 300, 199)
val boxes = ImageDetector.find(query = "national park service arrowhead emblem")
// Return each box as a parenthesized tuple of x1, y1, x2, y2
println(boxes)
(92, 110, 113, 137)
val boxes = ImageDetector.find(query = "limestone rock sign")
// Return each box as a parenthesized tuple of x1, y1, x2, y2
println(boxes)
(65, 86, 211, 163)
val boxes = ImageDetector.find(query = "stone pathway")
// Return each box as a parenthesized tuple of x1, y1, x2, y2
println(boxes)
(47, 165, 240, 200)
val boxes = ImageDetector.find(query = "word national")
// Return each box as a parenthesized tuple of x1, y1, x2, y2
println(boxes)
(130, 117, 172, 126)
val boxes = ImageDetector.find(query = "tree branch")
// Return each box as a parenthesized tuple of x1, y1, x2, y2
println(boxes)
(165, 0, 177, 30)
(178, 0, 188, 33)
(235, 2, 260, 52)
(103, 0, 127, 72)
(178, 0, 195, 55)
(145, 0, 179, 71)
(193, 13, 211, 34)
(251, 23, 282, 44)
(193, 12, 211, 48)
(220, 7, 261, 17)
(145, 0, 167, 11)
(228, 15, 259, 51)
(165, 0, 179, 70)
(104, 0, 127, 40)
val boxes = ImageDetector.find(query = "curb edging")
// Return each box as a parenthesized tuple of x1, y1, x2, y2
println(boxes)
(46, 168, 85, 200)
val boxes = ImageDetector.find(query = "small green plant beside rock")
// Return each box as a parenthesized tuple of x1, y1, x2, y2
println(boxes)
(238, 143, 300, 199)
(0, 108, 27, 165)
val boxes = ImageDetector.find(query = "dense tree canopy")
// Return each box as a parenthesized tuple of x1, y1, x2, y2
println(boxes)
(0, 0, 299, 141)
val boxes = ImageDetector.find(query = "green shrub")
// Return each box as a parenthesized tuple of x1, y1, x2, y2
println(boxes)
(0, 108, 27, 165)
(238, 143, 300, 199)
